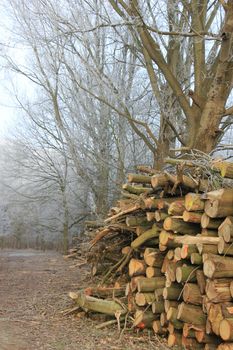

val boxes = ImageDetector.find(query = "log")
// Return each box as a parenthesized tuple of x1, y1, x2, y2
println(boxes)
(196, 270, 207, 295)
(183, 283, 202, 305)
(182, 336, 204, 349)
(146, 266, 163, 278)
(84, 286, 125, 298)
(131, 224, 160, 249)
(206, 279, 232, 303)
(205, 199, 233, 218)
(128, 259, 146, 277)
(163, 284, 183, 300)
(146, 211, 156, 222)
(166, 307, 183, 330)
(163, 217, 200, 234)
(151, 173, 169, 188)
(127, 173, 152, 184)
(218, 217, 233, 243)
(69, 292, 126, 316)
(133, 310, 155, 328)
(183, 323, 196, 338)
(126, 215, 148, 227)
(211, 160, 233, 179)
(205, 345, 218, 350)
(201, 229, 218, 237)
(168, 200, 185, 216)
(137, 276, 166, 292)
(167, 332, 183, 347)
(152, 301, 165, 314)
(197, 244, 218, 255)
(152, 320, 167, 335)
(135, 292, 155, 306)
(154, 288, 164, 301)
(183, 210, 203, 223)
(218, 238, 233, 256)
(164, 300, 179, 313)
(181, 244, 198, 259)
(167, 249, 175, 260)
(205, 345, 219, 350)
(220, 318, 233, 341)
(191, 253, 203, 265)
(174, 247, 182, 261)
(122, 183, 151, 195)
(136, 225, 152, 236)
(176, 265, 198, 283)
(201, 213, 223, 229)
(204, 255, 233, 278)
(143, 247, 164, 267)
(177, 302, 206, 325)
(142, 197, 160, 209)
(230, 281, 233, 298)
(185, 193, 205, 211)
(217, 344, 233, 350)
(155, 210, 169, 222)
(165, 172, 209, 192)
(136, 165, 158, 174)
(104, 204, 140, 223)
(160, 312, 168, 326)
(173, 235, 220, 246)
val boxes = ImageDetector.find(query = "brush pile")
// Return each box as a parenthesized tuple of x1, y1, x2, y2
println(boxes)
(70, 157, 233, 350)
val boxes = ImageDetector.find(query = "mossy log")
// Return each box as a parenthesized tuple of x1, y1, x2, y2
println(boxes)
(131, 224, 160, 249)
(152, 301, 165, 314)
(122, 183, 152, 195)
(155, 210, 169, 222)
(69, 292, 126, 316)
(163, 284, 183, 300)
(127, 173, 152, 184)
(191, 253, 203, 265)
(126, 215, 148, 227)
(176, 265, 198, 283)
(137, 276, 166, 292)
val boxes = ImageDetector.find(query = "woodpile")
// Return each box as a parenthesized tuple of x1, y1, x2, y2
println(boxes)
(70, 159, 233, 349)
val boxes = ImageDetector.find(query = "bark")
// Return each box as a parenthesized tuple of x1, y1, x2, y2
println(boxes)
(206, 279, 232, 303)
(131, 224, 160, 249)
(137, 276, 166, 292)
(163, 217, 200, 234)
(127, 173, 152, 184)
(204, 255, 233, 278)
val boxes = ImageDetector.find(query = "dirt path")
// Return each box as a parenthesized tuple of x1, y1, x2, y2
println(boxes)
(0, 250, 164, 350)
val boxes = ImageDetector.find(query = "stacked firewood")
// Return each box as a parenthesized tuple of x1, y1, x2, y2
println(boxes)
(70, 159, 233, 350)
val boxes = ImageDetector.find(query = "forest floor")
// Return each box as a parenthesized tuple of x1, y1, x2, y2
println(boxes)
(0, 249, 166, 350)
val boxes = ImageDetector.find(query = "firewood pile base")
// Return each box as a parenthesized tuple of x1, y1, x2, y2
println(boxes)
(69, 157, 233, 350)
